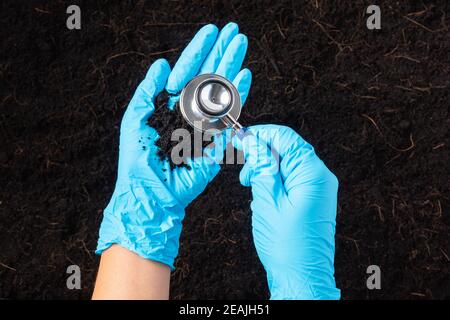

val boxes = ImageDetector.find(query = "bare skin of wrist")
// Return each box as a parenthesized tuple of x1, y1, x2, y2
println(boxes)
(92, 244, 171, 300)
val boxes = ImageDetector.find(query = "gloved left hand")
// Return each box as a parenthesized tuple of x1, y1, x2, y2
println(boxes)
(96, 23, 252, 269)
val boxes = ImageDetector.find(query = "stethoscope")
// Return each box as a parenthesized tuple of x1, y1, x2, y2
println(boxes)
(179, 73, 279, 164)
(179, 74, 248, 139)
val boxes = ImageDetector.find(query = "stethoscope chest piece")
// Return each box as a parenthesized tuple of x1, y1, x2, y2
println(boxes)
(179, 74, 242, 133)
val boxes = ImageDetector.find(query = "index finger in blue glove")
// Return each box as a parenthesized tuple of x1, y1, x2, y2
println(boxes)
(198, 22, 239, 75)
(124, 58, 171, 124)
(215, 33, 248, 81)
(166, 24, 218, 94)
(237, 130, 286, 210)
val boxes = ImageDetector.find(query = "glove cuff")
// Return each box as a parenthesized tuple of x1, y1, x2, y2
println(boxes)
(268, 270, 341, 300)
(96, 181, 184, 270)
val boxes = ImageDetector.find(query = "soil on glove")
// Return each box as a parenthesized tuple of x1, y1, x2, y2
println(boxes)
(0, 0, 449, 299)
(147, 91, 212, 169)
(148, 91, 190, 169)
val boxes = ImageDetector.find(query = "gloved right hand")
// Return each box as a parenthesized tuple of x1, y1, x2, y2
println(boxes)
(233, 125, 340, 300)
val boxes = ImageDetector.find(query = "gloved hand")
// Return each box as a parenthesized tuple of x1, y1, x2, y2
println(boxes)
(234, 125, 340, 299)
(96, 23, 252, 269)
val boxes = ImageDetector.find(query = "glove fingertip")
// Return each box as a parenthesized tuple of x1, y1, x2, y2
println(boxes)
(147, 58, 170, 75)
(233, 68, 252, 105)
(201, 23, 219, 35)
(146, 58, 171, 94)
(239, 163, 252, 187)
(234, 33, 248, 46)
(239, 67, 252, 78)
(224, 21, 239, 32)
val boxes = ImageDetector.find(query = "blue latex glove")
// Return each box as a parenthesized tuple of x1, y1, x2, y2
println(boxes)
(234, 125, 340, 299)
(96, 23, 252, 269)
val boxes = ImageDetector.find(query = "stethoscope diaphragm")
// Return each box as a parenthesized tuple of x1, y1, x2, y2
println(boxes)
(179, 74, 246, 136)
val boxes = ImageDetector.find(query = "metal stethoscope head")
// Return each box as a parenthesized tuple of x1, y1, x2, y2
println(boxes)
(179, 74, 246, 138)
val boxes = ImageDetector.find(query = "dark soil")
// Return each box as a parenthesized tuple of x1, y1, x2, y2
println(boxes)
(0, 0, 449, 299)
(148, 91, 189, 168)
(147, 91, 212, 169)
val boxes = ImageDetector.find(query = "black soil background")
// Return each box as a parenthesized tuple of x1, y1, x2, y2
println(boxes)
(0, 0, 449, 299)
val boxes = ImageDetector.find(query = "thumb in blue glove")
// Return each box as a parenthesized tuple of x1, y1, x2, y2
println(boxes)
(234, 125, 340, 300)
